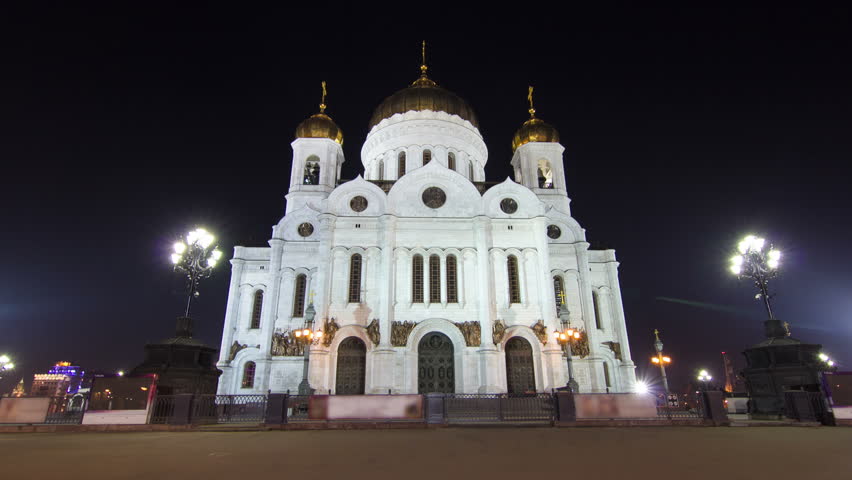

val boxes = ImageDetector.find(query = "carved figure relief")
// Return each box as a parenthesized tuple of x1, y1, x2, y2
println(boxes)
(297, 222, 314, 237)
(391, 321, 417, 347)
(366, 318, 380, 346)
(322, 318, 340, 347)
(229, 341, 248, 361)
(531, 320, 548, 345)
(602, 341, 622, 361)
(271, 331, 304, 357)
(455, 321, 481, 347)
(569, 330, 591, 358)
(492, 319, 506, 345)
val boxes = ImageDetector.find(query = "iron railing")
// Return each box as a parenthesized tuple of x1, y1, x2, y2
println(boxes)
(149, 395, 176, 424)
(286, 395, 312, 422)
(444, 394, 555, 423)
(43, 395, 87, 425)
(192, 394, 268, 424)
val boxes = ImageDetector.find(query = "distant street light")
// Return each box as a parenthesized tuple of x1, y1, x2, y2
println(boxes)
(0, 355, 13, 379)
(697, 369, 713, 391)
(633, 380, 650, 395)
(729, 234, 782, 320)
(818, 353, 836, 369)
(651, 329, 672, 396)
(171, 227, 223, 318)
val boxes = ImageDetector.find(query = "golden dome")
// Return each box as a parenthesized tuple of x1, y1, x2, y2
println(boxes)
(511, 86, 560, 152)
(295, 112, 344, 145)
(369, 72, 478, 130)
(295, 81, 344, 145)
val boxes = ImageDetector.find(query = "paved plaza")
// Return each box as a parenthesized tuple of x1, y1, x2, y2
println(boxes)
(3, 427, 849, 479)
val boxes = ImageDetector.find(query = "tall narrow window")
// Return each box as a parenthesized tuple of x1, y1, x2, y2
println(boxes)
(241, 361, 256, 388)
(292, 274, 307, 317)
(398, 152, 406, 177)
(348, 254, 362, 303)
(303, 155, 321, 185)
(377, 160, 384, 181)
(429, 255, 441, 303)
(448, 152, 456, 171)
(507, 255, 521, 304)
(468, 161, 474, 180)
(592, 291, 602, 329)
(446, 255, 458, 303)
(412, 255, 424, 303)
(423, 149, 432, 165)
(553, 275, 565, 310)
(603, 362, 612, 392)
(250, 290, 263, 329)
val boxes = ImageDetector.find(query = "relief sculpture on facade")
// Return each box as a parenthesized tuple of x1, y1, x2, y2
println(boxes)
(271, 331, 304, 357)
(531, 320, 548, 345)
(570, 330, 590, 358)
(602, 341, 622, 361)
(322, 318, 340, 347)
(455, 321, 481, 347)
(229, 341, 248, 362)
(366, 318, 380, 346)
(391, 321, 417, 347)
(492, 319, 506, 345)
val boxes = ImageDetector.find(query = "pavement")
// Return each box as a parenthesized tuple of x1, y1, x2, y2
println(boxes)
(2, 427, 849, 479)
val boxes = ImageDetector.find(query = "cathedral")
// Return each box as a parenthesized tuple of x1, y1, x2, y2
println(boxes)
(216, 53, 638, 395)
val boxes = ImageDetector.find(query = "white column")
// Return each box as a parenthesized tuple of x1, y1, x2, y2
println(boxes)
(315, 216, 336, 320)
(605, 257, 637, 389)
(474, 217, 499, 392)
(576, 242, 603, 393)
(218, 258, 245, 366)
(257, 239, 285, 392)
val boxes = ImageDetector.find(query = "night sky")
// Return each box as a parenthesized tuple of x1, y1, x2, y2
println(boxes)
(2, 6, 850, 394)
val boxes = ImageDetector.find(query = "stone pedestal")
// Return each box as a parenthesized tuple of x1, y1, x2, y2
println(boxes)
(130, 316, 222, 395)
(741, 319, 823, 419)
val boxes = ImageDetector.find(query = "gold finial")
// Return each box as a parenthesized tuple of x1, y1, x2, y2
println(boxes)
(319, 81, 327, 113)
(654, 329, 661, 341)
(527, 86, 536, 118)
(420, 40, 428, 76)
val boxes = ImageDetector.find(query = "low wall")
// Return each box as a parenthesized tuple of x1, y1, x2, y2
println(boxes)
(0, 397, 51, 424)
(309, 395, 423, 421)
(832, 406, 852, 420)
(82, 410, 150, 425)
(573, 393, 657, 419)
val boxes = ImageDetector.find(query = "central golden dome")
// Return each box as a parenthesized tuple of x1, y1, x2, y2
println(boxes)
(369, 71, 479, 130)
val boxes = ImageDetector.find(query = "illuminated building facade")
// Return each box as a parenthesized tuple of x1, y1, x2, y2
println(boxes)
(48, 361, 85, 394)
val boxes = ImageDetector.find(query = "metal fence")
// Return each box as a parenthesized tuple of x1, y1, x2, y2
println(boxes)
(444, 394, 555, 423)
(149, 395, 176, 424)
(192, 394, 268, 424)
(286, 395, 312, 422)
(43, 396, 87, 425)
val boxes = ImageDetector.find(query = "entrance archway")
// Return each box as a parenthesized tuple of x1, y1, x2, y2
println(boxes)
(335, 337, 366, 394)
(505, 337, 536, 394)
(418, 332, 454, 393)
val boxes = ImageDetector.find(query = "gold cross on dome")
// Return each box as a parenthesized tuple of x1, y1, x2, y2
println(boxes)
(319, 81, 327, 113)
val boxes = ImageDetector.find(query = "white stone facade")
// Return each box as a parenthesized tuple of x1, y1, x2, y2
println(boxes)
(216, 104, 637, 395)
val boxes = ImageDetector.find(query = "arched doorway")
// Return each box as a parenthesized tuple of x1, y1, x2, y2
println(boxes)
(505, 337, 536, 394)
(335, 337, 366, 394)
(418, 332, 454, 393)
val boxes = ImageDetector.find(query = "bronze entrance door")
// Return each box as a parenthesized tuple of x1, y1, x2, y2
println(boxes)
(505, 337, 536, 394)
(418, 332, 454, 393)
(335, 337, 366, 394)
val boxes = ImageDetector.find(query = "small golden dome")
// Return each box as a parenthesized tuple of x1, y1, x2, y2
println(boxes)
(295, 112, 344, 145)
(511, 116, 560, 152)
(295, 81, 344, 145)
(511, 86, 560, 152)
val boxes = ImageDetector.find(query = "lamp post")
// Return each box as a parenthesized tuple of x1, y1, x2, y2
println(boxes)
(697, 369, 712, 391)
(554, 293, 581, 393)
(650, 329, 672, 397)
(170, 227, 223, 318)
(295, 299, 323, 395)
(0, 355, 14, 386)
(729, 234, 784, 338)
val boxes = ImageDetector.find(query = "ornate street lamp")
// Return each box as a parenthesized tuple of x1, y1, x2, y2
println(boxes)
(295, 299, 323, 395)
(651, 329, 672, 396)
(170, 227, 223, 318)
(729, 234, 784, 337)
(697, 369, 712, 391)
(0, 354, 14, 381)
(554, 292, 581, 393)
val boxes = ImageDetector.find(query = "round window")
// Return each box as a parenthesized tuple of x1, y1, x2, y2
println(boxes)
(297, 222, 314, 237)
(500, 198, 518, 214)
(422, 187, 447, 209)
(547, 225, 562, 239)
(350, 196, 368, 212)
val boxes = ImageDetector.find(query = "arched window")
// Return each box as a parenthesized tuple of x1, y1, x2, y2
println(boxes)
(303, 155, 320, 185)
(603, 362, 612, 392)
(423, 149, 432, 165)
(446, 255, 458, 303)
(429, 255, 441, 303)
(592, 291, 602, 329)
(537, 159, 553, 189)
(292, 274, 307, 317)
(507, 255, 521, 304)
(398, 152, 406, 177)
(241, 361, 256, 388)
(250, 290, 263, 329)
(348, 254, 362, 303)
(377, 160, 384, 181)
(448, 152, 456, 171)
(412, 254, 424, 303)
(553, 275, 565, 310)
(468, 161, 474, 180)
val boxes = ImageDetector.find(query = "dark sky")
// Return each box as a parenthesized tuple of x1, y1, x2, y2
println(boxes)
(2, 6, 850, 394)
